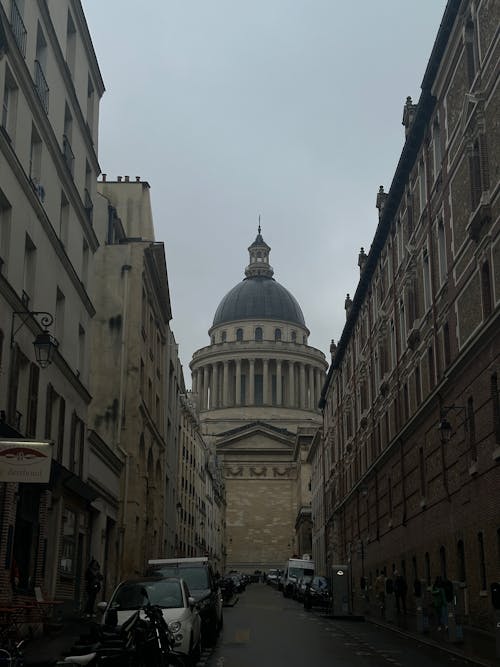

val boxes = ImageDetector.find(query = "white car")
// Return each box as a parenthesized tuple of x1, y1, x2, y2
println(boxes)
(98, 576, 202, 664)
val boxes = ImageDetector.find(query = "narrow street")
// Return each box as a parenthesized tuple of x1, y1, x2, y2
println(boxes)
(206, 583, 474, 667)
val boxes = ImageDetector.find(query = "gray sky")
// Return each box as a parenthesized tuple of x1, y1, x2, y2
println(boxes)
(81, 0, 447, 384)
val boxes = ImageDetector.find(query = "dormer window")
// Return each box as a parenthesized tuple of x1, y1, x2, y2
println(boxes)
(236, 328, 243, 342)
(255, 327, 263, 342)
(274, 328, 281, 342)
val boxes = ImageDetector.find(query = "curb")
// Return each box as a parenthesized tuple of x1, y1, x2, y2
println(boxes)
(366, 617, 495, 667)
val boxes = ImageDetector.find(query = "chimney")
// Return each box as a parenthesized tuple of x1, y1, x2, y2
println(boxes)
(136, 176, 140, 182)
(358, 247, 367, 274)
(117, 176, 122, 182)
(101, 173, 106, 182)
(402, 96, 417, 137)
(124, 175, 130, 183)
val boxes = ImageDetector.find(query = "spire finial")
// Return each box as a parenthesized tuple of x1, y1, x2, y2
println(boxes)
(258, 214, 261, 235)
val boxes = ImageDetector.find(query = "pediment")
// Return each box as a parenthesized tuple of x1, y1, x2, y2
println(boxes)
(217, 421, 295, 452)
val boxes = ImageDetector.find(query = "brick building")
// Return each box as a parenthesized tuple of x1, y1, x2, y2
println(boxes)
(316, 0, 499, 632)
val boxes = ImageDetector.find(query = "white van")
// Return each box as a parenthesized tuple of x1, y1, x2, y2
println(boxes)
(282, 556, 315, 597)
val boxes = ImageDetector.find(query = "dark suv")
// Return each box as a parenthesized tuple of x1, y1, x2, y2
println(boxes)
(146, 557, 222, 646)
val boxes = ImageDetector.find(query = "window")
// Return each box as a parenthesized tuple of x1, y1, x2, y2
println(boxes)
(399, 299, 406, 351)
(469, 140, 482, 210)
(26, 363, 40, 437)
(255, 327, 262, 342)
(82, 240, 89, 288)
(29, 124, 43, 192)
(477, 532, 487, 590)
(274, 328, 281, 342)
(291, 331, 297, 343)
(59, 192, 69, 247)
(55, 287, 65, 344)
(481, 261, 492, 318)
(86, 75, 95, 134)
(221, 331, 226, 343)
(0, 191, 12, 273)
(63, 104, 74, 176)
(422, 248, 431, 311)
(236, 328, 243, 342)
(418, 159, 426, 214)
(66, 10, 76, 77)
(34, 24, 49, 113)
(432, 121, 442, 180)
(2, 66, 18, 139)
(60, 508, 76, 575)
(492, 373, 500, 444)
(23, 234, 36, 306)
(437, 220, 447, 286)
(465, 18, 478, 87)
(457, 540, 466, 582)
(78, 324, 85, 377)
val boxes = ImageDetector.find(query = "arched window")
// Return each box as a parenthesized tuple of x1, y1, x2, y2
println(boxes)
(236, 328, 243, 342)
(291, 331, 297, 343)
(255, 327, 263, 342)
(274, 328, 281, 342)
(221, 331, 227, 343)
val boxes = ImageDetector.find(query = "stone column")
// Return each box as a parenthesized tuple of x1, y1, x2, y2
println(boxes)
(263, 358, 269, 404)
(249, 358, 255, 406)
(276, 360, 282, 406)
(212, 363, 219, 408)
(308, 365, 315, 409)
(192, 369, 198, 396)
(223, 361, 229, 407)
(236, 359, 242, 406)
(288, 362, 295, 407)
(315, 368, 322, 409)
(300, 363, 306, 408)
(203, 366, 209, 410)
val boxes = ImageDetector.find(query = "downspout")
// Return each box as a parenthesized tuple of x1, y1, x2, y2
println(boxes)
(116, 260, 132, 581)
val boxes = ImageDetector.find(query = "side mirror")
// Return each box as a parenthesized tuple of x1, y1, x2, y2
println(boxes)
(96, 601, 108, 613)
(188, 596, 196, 609)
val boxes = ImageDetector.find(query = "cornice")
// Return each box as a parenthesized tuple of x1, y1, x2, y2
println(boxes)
(88, 428, 124, 476)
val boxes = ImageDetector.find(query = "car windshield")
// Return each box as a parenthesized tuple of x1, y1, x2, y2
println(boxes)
(111, 580, 183, 610)
(289, 567, 314, 579)
(154, 566, 209, 591)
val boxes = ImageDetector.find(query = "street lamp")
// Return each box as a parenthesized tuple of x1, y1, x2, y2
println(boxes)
(437, 405, 466, 445)
(11, 310, 59, 368)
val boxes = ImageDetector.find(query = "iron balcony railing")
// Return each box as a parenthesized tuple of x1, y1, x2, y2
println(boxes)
(34, 60, 49, 113)
(84, 188, 93, 224)
(62, 134, 75, 176)
(10, 0, 27, 57)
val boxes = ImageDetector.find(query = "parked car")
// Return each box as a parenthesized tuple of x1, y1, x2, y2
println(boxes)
(294, 574, 313, 602)
(97, 576, 201, 664)
(266, 569, 279, 586)
(303, 575, 332, 610)
(146, 557, 223, 646)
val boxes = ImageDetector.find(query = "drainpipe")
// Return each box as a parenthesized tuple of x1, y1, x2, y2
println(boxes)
(116, 260, 132, 581)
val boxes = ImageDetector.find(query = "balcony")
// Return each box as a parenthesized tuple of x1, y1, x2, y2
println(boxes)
(10, 0, 27, 57)
(62, 134, 75, 177)
(34, 60, 49, 113)
(84, 189, 93, 224)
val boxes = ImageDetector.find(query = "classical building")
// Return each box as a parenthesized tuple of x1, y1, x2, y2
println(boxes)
(92, 176, 183, 583)
(190, 230, 327, 572)
(315, 0, 499, 632)
(0, 0, 106, 608)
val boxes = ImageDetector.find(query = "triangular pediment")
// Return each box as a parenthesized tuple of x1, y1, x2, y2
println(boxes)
(217, 421, 295, 452)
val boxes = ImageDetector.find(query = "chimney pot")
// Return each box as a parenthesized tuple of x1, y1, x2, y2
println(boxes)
(102, 173, 106, 182)
(136, 176, 140, 182)
(124, 175, 130, 182)
(117, 176, 122, 182)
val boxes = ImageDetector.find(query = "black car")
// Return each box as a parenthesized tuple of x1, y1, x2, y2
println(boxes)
(146, 557, 223, 646)
(303, 575, 332, 610)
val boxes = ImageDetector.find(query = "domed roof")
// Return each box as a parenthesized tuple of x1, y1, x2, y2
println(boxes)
(212, 228, 306, 327)
(213, 276, 306, 327)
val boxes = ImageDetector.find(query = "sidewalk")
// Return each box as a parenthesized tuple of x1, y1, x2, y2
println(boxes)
(365, 609, 498, 667)
(22, 615, 94, 667)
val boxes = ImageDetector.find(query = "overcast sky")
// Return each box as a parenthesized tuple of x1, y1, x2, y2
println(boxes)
(81, 0, 447, 384)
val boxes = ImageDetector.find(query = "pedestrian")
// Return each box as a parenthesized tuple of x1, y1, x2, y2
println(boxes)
(84, 557, 103, 617)
(431, 576, 448, 630)
(374, 572, 385, 616)
(394, 570, 408, 614)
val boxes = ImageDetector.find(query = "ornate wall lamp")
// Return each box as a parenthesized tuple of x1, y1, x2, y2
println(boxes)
(11, 310, 59, 368)
(437, 405, 466, 444)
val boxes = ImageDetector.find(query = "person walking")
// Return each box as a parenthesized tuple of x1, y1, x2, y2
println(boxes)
(84, 558, 103, 617)
(374, 572, 386, 616)
(431, 576, 448, 630)
(394, 570, 408, 614)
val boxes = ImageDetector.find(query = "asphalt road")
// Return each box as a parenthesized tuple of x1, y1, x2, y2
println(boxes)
(205, 583, 473, 667)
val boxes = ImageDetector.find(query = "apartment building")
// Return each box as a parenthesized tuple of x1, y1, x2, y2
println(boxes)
(0, 0, 105, 607)
(316, 0, 499, 632)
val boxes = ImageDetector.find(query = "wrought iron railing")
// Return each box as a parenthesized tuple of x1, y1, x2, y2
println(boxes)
(10, 0, 27, 57)
(34, 60, 49, 113)
(62, 134, 75, 176)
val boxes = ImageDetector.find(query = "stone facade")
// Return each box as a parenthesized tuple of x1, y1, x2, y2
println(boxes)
(190, 231, 327, 572)
(315, 0, 499, 632)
